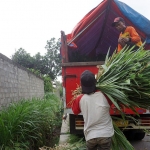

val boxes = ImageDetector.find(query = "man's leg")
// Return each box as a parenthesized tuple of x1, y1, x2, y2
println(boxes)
(86, 138, 98, 150)
(97, 137, 112, 150)
(126, 42, 139, 51)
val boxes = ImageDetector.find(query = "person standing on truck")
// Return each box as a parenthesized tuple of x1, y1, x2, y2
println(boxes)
(112, 17, 142, 52)
(72, 70, 114, 150)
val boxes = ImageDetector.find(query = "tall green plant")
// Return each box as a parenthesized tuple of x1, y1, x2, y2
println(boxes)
(0, 93, 62, 149)
(43, 75, 53, 93)
(95, 45, 150, 150)
(70, 45, 150, 150)
(96, 45, 150, 111)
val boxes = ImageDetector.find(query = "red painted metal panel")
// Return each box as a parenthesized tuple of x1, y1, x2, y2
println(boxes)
(62, 65, 146, 115)
(110, 105, 146, 115)
(62, 65, 98, 108)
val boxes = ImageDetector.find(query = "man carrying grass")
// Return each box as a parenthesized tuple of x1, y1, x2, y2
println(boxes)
(72, 70, 114, 150)
(112, 17, 142, 52)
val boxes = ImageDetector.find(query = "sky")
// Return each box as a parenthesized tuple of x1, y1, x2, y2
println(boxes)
(0, 0, 150, 59)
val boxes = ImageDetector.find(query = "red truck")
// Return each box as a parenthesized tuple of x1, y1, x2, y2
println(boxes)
(60, 0, 150, 140)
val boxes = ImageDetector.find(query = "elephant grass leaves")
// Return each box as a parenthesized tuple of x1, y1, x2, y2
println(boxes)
(96, 45, 150, 150)
(97, 45, 150, 112)
(70, 45, 150, 150)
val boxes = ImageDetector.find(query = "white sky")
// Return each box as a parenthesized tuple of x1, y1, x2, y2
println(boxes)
(0, 0, 150, 58)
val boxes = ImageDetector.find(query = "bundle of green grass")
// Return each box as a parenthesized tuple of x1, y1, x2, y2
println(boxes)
(96, 45, 150, 150)
(97, 45, 150, 112)
(72, 45, 150, 150)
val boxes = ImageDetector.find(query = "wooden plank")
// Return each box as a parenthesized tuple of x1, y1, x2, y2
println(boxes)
(61, 31, 68, 63)
(61, 61, 104, 67)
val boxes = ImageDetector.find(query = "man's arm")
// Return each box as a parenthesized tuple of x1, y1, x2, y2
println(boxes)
(71, 94, 83, 115)
(117, 44, 122, 52)
(117, 26, 141, 52)
(128, 26, 141, 43)
(118, 37, 126, 52)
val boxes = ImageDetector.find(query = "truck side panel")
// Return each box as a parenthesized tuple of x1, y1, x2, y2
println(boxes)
(62, 64, 147, 115)
(62, 65, 98, 108)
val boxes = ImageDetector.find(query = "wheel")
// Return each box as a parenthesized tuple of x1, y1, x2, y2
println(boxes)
(134, 130, 145, 140)
(123, 130, 135, 141)
(123, 129, 145, 141)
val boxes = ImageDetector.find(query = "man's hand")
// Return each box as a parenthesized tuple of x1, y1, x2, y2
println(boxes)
(122, 37, 130, 43)
(118, 37, 130, 47)
(118, 37, 126, 47)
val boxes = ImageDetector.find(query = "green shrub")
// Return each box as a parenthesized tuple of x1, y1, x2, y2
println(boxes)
(43, 75, 53, 93)
(0, 93, 63, 150)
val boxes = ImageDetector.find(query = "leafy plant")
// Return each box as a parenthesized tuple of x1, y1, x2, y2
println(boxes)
(0, 93, 63, 149)
(111, 122, 134, 150)
(68, 134, 84, 144)
(70, 45, 150, 150)
(43, 75, 53, 93)
(96, 45, 150, 112)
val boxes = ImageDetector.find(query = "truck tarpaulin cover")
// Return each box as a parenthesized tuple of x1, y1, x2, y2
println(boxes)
(66, 0, 150, 62)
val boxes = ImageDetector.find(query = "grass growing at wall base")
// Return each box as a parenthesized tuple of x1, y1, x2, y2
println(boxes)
(0, 93, 63, 150)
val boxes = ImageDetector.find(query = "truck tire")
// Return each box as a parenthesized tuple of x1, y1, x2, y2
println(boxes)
(123, 129, 145, 141)
(123, 130, 135, 141)
(134, 130, 145, 140)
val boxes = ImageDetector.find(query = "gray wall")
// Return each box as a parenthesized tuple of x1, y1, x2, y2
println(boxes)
(0, 53, 44, 107)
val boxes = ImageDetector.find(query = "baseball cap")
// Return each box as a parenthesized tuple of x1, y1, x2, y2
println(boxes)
(112, 17, 124, 27)
(81, 70, 96, 94)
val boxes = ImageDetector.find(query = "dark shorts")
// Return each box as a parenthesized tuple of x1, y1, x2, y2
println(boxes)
(86, 137, 112, 150)
(126, 42, 139, 51)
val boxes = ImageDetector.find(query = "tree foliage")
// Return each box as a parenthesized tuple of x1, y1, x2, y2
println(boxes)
(42, 38, 61, 80)
(43, 75, 53, 93)
(12, 48, 34, 68)
(11, 38, 61, 80)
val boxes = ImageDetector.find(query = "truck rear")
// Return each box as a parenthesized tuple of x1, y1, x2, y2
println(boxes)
(60, 0, 150, 140)
(61, 31, 150, 140)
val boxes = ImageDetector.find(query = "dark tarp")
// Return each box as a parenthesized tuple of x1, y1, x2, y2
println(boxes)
(64, 0, 150, 62)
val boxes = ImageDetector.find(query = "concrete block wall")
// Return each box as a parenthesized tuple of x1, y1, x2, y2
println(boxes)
(0, 53, 44, 107)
